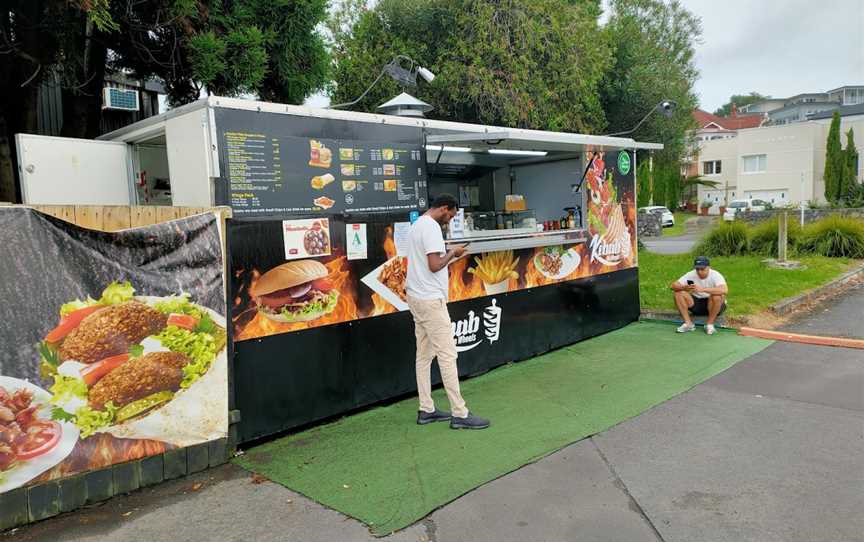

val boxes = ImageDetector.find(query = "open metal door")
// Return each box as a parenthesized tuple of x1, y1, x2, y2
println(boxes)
(15, 134, 133, 205)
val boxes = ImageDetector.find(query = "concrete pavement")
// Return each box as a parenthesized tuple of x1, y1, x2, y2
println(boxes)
(5, 295, 862, 542)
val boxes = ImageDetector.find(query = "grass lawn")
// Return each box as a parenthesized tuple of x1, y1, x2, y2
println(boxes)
(662, 212, 697, 237)
(638, 250, 855, 317)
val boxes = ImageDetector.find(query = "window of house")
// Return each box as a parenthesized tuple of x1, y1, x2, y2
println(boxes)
(703, 160, 721, 175)
(742, 154, 767, 174)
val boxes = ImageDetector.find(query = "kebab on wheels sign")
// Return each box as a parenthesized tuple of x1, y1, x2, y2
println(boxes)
(0, 208, 227, 494)
(231, 151, 636, 342)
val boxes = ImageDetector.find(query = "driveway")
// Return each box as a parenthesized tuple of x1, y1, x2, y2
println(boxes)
(642, 216, 716, 255)
(6, 295, 862, 542)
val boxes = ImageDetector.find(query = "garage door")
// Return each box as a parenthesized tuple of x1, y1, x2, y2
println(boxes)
(745, 190, 788, 205)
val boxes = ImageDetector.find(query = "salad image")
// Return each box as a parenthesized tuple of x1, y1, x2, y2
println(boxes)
(41, 282, 228, 445)
(0, 377, 79, 492)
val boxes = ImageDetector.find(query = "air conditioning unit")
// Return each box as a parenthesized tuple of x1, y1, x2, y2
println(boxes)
(102, 87, 140, 111)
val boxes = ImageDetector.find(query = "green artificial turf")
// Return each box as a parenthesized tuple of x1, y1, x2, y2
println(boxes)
(234, 321, 771, 535)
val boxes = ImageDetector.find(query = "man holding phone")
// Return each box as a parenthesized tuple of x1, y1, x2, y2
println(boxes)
(406, 194, 490, 429)
(670, 256, 728, 335)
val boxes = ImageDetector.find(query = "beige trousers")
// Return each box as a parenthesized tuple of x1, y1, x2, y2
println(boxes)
(407, 296, 469, 418)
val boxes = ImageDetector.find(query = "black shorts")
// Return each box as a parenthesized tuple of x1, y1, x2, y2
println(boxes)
(689, 295, 726, 316)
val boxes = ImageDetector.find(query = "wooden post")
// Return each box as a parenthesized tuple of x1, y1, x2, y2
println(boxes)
(778, 212, 788, 262)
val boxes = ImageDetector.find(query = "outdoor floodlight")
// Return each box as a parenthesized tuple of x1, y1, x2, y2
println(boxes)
(417, 67, 436, 83)
(604, 99, 678, 137)
(329, 55, 437, 110)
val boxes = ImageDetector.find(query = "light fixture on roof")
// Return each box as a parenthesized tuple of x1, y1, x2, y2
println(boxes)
(329, 55, 437, 114)
(604, 100, 678, 137)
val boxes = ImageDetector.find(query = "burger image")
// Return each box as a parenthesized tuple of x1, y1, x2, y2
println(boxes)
(251, 260, 339, 323)
(41, 281, 229, 443)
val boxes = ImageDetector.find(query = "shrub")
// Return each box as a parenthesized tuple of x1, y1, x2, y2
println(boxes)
(798, 215, 864, 258)
(749, 217, 802, 257)
(694, 221, 750, 256)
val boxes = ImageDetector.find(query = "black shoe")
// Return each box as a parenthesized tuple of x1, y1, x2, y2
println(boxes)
(449, 412, 490, 430)
(417, 408, 452, 425)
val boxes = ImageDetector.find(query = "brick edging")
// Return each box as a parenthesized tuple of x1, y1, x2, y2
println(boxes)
(770, 264, 864, 315)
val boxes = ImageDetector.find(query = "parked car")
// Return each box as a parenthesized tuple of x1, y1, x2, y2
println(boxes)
(638, 206, 675, 227)
(723, 199, 767, 221)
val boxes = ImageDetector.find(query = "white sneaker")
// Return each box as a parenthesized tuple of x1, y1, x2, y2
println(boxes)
(705, 324, 716, 335)
(676, 323, 696, 333)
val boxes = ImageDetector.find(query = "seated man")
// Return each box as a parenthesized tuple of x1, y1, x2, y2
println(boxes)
(670, 256, 728, 335)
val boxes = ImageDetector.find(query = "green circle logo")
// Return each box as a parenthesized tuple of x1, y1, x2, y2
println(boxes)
(617, 152, 631, 175)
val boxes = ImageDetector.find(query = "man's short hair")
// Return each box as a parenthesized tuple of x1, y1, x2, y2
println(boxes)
(430, 193, 458, 211)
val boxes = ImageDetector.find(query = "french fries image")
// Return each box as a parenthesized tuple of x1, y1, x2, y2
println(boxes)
(469, 251, 520, 293)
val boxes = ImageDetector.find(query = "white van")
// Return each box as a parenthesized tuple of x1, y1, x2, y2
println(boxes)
(723, 199, 767, 221)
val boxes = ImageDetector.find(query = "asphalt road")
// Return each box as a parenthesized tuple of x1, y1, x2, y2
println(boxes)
(6, 297, 863, 542)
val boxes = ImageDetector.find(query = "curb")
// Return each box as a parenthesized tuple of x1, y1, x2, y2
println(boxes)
(770, 264, 864, 315)
(739, 328, 864, 349)
(639, 311, 728, 328)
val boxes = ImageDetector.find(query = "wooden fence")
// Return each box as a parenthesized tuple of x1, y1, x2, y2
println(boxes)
(3, 205, 231, 231)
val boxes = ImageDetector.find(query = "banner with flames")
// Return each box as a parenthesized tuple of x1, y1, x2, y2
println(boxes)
(230, 151, 636, 342)
(0, 209, 227, 494)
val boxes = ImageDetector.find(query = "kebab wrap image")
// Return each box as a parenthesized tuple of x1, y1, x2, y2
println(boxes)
(41, 282, 228, 447)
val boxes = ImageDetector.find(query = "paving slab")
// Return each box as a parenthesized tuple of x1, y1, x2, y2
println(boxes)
(423, 438, 662, 542)
(593, 385, 864, 542)
(705, 341, 864, 411)
(781, 282, 864, 339)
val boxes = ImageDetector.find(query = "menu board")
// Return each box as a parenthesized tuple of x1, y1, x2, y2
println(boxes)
(223, 132, 428, 215)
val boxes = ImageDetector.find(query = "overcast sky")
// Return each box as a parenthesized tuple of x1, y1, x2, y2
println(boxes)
(685, 0, 864, 112)
(308, 0, 864, 112)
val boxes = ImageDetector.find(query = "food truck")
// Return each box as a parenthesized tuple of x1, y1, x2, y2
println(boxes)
(15, 96, 662, 443)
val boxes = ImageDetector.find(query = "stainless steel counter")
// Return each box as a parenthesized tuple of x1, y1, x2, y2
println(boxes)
(445, 229, 588, 253)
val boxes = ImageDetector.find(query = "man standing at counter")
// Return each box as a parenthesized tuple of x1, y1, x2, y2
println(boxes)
(407, 194, 491, 430)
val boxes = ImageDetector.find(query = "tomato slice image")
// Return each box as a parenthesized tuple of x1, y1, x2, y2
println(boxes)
(44, 305, 104, 343)
(81, 353, 131, 386)
(15, 421, 61, 461)
(166, 313, 199, 330)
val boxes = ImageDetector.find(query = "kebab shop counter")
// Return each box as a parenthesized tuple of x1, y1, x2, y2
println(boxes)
(226, 150, 640, 444)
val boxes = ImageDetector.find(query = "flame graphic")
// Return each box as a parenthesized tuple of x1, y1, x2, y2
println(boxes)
(447, 256, 486, 301)
(33, 435, 169, 485)
(235, 256, 358, 340)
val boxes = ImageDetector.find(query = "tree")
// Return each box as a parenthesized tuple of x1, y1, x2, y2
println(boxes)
(329, 0, 611, 134)
(0, 0, 330, 202)
(844, 128, 860, 201)
(713, 92, 769, 117)
(823, 111, 843, 203)
(601, 0, 701, 163)
(600, 0, 702, 207)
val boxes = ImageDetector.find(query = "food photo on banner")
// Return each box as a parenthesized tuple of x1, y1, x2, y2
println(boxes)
(230, 151, 636, 342)
(0, 208, 227, 494)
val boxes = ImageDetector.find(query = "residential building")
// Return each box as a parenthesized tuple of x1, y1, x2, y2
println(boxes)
(739, 99, 787, 115)
(682, 108, 766, 179)
(695, 109, 864, 211)
(827, 85, 864, 106)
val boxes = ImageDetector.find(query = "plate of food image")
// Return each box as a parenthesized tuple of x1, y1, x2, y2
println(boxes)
(533, 246, 581, 280)
(41, 282, 228, 447)
(361, 256, 409, 311)
(0, 377, 79, 493)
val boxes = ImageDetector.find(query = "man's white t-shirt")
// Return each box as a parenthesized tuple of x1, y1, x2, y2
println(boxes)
(678, 269, 726, 299)
(406, 215, 449, 300)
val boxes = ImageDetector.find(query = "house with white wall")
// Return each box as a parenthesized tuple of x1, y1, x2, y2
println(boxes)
(696, 106, 864, 211)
